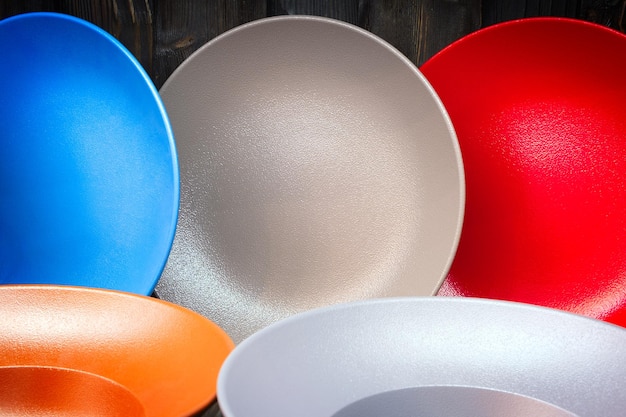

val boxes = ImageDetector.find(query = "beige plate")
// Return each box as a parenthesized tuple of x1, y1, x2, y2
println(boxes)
(156, 15, 464, 343)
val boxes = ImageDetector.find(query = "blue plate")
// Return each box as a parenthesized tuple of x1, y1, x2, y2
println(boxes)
(0, 12, 179, 294)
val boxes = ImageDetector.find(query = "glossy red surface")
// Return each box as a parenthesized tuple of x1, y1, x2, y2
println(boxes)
(421, 18, 626, 327)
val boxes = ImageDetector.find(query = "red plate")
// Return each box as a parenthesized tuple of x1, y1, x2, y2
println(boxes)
(421, 17, 626, 326)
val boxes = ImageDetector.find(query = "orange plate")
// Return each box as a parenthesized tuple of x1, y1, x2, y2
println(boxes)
(0, 366, 146, 416)
(0, 285, 234, 417)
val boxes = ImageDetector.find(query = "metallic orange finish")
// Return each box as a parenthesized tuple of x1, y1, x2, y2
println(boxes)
(0, 366, 146, 416)
(0, 285, 234, 417)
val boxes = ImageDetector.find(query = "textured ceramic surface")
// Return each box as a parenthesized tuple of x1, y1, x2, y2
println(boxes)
(0, 12, 179, 295)
(420, 18, 626, 327)
(0, 285, 234, 417)
(0, 366, 146, 417)
(332, 386, 577, 417)
(218, 297, 626, 417)
(156, 15, 464, 343)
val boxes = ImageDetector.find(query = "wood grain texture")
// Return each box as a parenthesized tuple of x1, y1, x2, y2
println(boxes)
(1, 0, 624, 87)
(268, 0, 361, 23)
(0, 0, 155, 76)
(154, 0, 266, 86)
(482, 0, 625, 29)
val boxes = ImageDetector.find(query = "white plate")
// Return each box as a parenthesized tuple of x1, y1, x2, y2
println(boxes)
(218, 297, 626, 417)
(156, 16, 464, 343)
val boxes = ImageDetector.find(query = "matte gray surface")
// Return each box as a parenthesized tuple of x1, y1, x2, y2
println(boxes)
(156, 16, 464, 343)
(217, 297, 626, 417)
(331, 386, 577, 417)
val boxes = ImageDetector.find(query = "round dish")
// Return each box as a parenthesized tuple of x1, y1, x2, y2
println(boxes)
(420, 17, 626, 326)
(0, 285, 234, 417)
(0, 366, 145, 417)
(0, 12, 179, 294)
(217, 297, 626, 417)
(156, 15, 464, 343)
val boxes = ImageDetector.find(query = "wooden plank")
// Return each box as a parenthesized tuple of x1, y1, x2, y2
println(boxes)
(1, 0, 624, 95)
(482, 0, 626, 32)
(207, 0, 266, 40)
(153, 0, 266, 88)
(152, 0, 210, 88)
(583, 0, 625, 31)
(0, 0, 55, 16)
(153, 0, 265, 88)
(267, 0, 361, 24)
(362, 0, 481, 66)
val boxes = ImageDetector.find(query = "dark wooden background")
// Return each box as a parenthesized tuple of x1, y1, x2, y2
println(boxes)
(2, 0, 624, 89)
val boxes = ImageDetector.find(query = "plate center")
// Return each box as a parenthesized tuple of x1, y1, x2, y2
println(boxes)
(331, 386, 578, 417)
